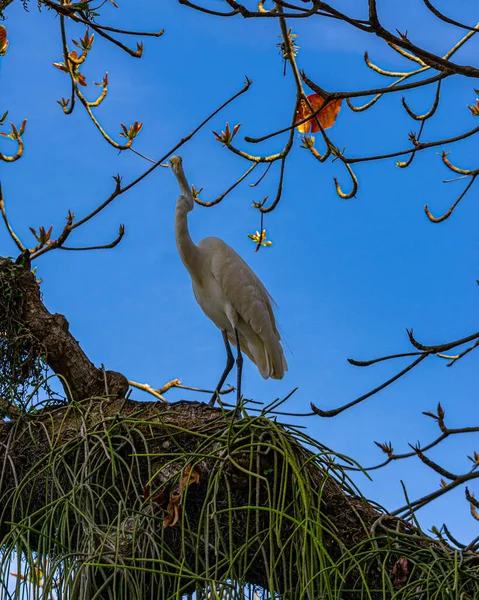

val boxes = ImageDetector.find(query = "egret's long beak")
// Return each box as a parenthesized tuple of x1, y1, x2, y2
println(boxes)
(169, 155, 192, 199)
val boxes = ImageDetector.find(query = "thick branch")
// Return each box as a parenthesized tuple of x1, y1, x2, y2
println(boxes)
(0, 398, 469, 598)
(14, 262, 128, 400)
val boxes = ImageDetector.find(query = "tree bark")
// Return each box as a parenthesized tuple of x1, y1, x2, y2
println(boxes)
(6, 259, 128, 401)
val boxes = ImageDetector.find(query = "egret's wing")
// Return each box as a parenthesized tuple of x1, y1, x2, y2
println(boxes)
(205, 238, 287, 379)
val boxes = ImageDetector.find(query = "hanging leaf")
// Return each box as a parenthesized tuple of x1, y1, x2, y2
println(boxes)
(162, 464, 201, 528)
(296, 93, 342, 134)
(0, 25, 8, 57)
(163, 491, 181, 528)
(182, 464, 201, 488)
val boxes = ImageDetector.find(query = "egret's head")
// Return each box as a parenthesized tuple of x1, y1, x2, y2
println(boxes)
(169, 155, 183, 175)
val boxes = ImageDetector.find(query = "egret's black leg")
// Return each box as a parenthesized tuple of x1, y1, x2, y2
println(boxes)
(209, 330, 234, 406)
(234, 327, 243, 406)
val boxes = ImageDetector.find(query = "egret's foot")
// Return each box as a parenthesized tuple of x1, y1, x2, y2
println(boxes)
(209, 392, 218, 407)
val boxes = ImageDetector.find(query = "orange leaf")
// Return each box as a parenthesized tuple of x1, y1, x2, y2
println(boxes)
(162, 465, 200, 528)
(295, 93, 342, 134)
(181, 464, 201, 491)
(0, 25, 8, 57)
(163, 492, 181, 528)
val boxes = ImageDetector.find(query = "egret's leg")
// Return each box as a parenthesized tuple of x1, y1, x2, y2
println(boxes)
(234, 327, 243, 405)
(209, 330, 234, 406)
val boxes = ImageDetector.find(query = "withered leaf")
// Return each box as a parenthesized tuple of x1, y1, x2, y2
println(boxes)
(296, 93, 342, 134)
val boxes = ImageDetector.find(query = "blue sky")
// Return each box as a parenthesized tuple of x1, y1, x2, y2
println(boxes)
(1, 0, 478, 548)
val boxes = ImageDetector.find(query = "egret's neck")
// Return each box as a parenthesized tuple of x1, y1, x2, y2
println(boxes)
(175, 200, 202, 280)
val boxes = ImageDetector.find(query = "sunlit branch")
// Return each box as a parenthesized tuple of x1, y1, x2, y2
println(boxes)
(334, 162, 358, 199)
(129, 377, 235, 401)
(424, 175, 477, 223)
(364, 50, 411, 78)
(128, 380, 168, 402)
(85, 80, 108, 108)
(76, 88, 134, 150)
(388, 42, 427, 66)
(223, 144, 287, 163)
(158, 378, 235, 396)
(347, 64, 432, 113)
(57, 16, 145, 151)
(0, 127, 24, 162)
(301, 137, 331, 163)
(444, 338, 479, 366)
(0, 184, 25, 252)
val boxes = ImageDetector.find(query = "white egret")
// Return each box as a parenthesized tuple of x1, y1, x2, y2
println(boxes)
(170, 156, 287, 406)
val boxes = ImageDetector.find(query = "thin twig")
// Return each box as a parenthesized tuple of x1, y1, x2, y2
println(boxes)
(128, 381, 168, 403)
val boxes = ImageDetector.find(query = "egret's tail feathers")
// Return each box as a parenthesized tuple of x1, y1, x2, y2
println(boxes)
(229, 329, 287, 380)
(270, 348, 288, 380)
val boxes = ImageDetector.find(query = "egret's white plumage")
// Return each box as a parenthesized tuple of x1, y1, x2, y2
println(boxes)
(170, 156, 287, 404)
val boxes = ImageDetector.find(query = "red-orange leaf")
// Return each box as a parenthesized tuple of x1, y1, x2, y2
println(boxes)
(296, 93, 342, 134)
(182, 464, 201, 490)
(162, 465, 200, 528)
(0, 25, 8, 57)
(163, 492, 181, 528)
